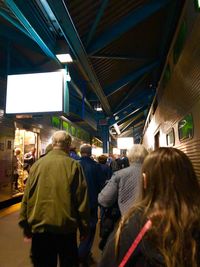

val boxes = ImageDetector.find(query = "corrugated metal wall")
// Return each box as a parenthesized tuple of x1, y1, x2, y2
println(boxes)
(143, 2, 200, 180)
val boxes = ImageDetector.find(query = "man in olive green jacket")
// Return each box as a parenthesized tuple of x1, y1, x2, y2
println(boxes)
(19, 131, 90, 267)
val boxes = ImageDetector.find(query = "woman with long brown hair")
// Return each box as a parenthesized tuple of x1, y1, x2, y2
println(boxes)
(98, 147, 200, 267)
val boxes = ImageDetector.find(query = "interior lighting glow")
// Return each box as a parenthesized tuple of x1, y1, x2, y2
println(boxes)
(113, 148, 120, 155)
(6, 71, 64, 114)
(117, 137, 133, 149)
(92, 147, 103, 157)
(56, 53, 73, 63)
(114, 123, 121, 135)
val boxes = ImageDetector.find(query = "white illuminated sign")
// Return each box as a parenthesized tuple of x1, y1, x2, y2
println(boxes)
(6, 71, 64, 114)
(117, 137, 133, 149)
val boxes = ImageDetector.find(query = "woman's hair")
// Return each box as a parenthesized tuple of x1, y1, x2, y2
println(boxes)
(116, 147, 200, 267)
(98, 154, 108, 164)
(127, 144, 148, 164)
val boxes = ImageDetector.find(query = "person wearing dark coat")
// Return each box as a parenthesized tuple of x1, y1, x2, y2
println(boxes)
(78, 144, 105, 267)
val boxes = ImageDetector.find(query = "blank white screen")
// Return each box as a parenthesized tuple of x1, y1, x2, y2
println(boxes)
(117, 137, 133, 149)
(6, 71, 63, 114)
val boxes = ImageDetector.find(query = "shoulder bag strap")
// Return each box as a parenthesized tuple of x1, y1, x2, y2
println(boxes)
(119, 219, 152, 267)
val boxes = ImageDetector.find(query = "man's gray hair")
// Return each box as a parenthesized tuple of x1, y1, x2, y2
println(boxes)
(127, 144, 148, 163)
(52, 131, 72, 149)
(80, 144, 92, 156)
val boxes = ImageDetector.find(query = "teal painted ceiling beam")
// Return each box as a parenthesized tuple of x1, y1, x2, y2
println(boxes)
(5, 0, 59, 61)
(0, 25, 41, 53)
(87, 0, 170, 55)
(109, 103, 147, 127)
(46, 0, 111, 115)
(0, 9, 31, 39)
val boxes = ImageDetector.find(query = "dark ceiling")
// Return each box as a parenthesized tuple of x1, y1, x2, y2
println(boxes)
(0, 0, 185, 142)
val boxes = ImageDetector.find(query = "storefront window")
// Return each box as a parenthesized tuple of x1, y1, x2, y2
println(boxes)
(166, 128, 175, 146)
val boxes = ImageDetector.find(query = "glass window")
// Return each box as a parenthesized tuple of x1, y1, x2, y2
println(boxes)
(166, 128, 175, 146)
(178, 113, 194, 141)
(51, 116, 61, 129)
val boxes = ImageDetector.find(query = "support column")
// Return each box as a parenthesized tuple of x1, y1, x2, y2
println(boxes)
(101, 125, 109, 153)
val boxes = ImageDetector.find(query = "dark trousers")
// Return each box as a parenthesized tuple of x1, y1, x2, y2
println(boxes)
(78, 208, 98, 261)
(13, 173, 19, 190)
(31, 232, 78, 267)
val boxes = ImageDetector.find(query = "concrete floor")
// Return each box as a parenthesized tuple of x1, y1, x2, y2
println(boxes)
(0, 204, 101, 267)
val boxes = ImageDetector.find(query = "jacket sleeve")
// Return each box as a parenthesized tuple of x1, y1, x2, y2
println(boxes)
(98, 171, 119, 208)
(72, 163, 90, 236)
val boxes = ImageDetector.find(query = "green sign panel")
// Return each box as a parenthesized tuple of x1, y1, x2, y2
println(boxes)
(52, 116, 61, 129)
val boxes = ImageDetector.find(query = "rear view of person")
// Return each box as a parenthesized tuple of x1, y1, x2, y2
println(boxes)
(98, 144, 148, 216)
(19, 131, 90, 267)
(98, 147, 200, 267)
(78, 144, 104, 266)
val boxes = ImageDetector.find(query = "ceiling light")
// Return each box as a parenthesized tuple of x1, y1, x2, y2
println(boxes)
(94, 103, 102, 112)
(56, 53, 73, 63)
(114, 123, 121, 135)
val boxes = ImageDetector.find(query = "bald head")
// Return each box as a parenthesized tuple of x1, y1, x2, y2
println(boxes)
(52, 131, 72, 151)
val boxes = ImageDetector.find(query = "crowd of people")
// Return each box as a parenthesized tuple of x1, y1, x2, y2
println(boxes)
(18, 130, 200, 267)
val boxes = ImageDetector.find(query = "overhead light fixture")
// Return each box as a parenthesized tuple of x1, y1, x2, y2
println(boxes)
(56, 53, 73, 63)
(114, 123, 121, 135)
(94, 103, 103, 112)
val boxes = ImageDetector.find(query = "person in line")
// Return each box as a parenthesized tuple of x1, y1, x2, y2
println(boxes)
(120, 151, 129, 169)
(97, 154, 112, 183)
(69, 145, 80, 160)
(78, 144, 105, 267)
(12, 148, 23, 193)
(98, 147, 200, 267)
(98, 145, 148, 250)
(98, 144, 148, 216)
(19, 131, 90, 267)
(24, 147, 36, 172)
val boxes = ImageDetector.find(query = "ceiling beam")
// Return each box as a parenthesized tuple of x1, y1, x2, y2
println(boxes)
(120, 114, 145, 134)
(46, 0, 111, 115)
(87, 0, 170, 54)
(115, 89, 155, 115)
(109, 103, 148, 126)
(114, 74, 147, 112)
(0, 9, 31, 39)
(0, 25, 41, 53)
(89, 54, 148, 62)
(86, 0, 109, 47)
(104, 61, 159, 97)
(5, 0, 59, 61)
